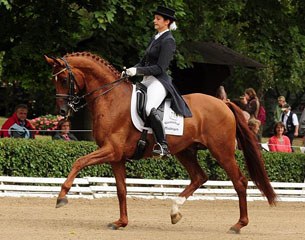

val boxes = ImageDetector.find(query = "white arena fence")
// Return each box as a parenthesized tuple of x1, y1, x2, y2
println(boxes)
(0, 176, 305, 202)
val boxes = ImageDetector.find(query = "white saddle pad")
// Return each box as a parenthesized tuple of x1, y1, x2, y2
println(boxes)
(130, 85, 184, 136)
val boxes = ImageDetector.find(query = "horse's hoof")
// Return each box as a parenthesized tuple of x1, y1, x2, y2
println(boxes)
(171, 212, 182, 224)
(107, 223, 119, 230)
(227, 226, 240, 234)
(56, 197, 68, 208)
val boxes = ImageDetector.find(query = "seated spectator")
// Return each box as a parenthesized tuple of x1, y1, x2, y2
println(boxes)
(268, 122, 291, 152)
(248, 118, 261, 142)
(52, 119, 78, 141)
(0, 104, 36, 138)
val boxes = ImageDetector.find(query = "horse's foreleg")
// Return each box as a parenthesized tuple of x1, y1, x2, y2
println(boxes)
(56, 147, 115, 208)
(172, 149, 208, 224)
(107, 161, 128, 230)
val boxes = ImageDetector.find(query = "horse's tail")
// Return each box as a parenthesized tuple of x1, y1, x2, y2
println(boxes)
(226, 101, 277, 205)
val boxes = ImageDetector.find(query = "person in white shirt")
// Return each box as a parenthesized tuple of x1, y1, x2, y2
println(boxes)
(281, 103, 299, 151)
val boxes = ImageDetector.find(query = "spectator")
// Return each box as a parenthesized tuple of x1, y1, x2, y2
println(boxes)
(52, 119, 78, 141)
(299, 107, 305, 136)
(241, 88, 259, 120)
(248, 118, 261, 142)
(280, 103, 299, 151)
(235, 95, 250, 122)
(274, 96, 286, 123)
(268, 122, 291, 152)
(216, 85, 229, 102)
(302, 136, 305, 153)
(239, 95, 247, 105)
(0, 104, 36, 138)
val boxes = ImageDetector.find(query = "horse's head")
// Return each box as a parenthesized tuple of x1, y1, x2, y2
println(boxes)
(44, 55, 85, 117)
(45, 52, 128, 118)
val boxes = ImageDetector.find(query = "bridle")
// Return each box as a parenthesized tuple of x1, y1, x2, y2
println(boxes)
(53, 57, 128, 113)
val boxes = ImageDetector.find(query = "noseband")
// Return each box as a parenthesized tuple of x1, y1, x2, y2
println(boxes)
(53, 57, 128, 113)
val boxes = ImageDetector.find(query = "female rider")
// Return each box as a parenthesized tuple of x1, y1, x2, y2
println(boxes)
(125, 6, 192, 157)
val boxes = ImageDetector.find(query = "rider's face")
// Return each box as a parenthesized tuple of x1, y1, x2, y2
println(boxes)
(153, 15, 170, 32)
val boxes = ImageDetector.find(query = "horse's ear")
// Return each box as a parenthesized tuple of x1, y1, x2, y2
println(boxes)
(44, 55, 63, 67)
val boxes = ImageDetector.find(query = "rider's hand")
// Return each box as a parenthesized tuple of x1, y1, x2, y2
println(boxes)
(126, 67, 137, 77)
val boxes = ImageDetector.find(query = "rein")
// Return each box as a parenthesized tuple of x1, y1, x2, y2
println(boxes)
(70, 76, 128, 112)
(54, 57, 128, 112)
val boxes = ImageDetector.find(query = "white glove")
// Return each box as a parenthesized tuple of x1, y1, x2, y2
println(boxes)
(126, 67, 137, 77)
(120, 70, 126, 78)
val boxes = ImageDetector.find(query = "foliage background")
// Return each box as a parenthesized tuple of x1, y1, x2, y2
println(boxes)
(1, 0, 305, 116)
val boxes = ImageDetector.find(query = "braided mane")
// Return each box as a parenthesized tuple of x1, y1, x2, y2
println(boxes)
(64, 52, 120, 77)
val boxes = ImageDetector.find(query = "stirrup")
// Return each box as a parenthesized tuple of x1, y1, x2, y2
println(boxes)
(152, 143, 170, 157)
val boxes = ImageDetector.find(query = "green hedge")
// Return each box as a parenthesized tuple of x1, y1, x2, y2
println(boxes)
(0, 138, 305, 182)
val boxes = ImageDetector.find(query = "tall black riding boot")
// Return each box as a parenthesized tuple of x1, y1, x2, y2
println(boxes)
(148, 108, 170, 157)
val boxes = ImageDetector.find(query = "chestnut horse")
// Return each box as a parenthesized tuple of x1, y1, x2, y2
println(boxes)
(45, 52, 276, 233)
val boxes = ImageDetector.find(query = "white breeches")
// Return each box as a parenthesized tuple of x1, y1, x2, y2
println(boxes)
(142, 76, 168, 116)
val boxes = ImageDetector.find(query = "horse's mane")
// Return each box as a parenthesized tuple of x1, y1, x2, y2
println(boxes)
(64, 52, 120, 77)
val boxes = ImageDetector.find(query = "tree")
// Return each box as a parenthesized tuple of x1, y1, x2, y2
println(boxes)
(1, 0, 305, 115)
(0, 0, 184, 114)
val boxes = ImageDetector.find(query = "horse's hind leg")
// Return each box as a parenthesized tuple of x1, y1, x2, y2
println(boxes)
(172, 148, 208, 224)
(209, 145, 248, 234)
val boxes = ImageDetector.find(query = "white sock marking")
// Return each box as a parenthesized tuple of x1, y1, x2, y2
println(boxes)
(171, 197, 186, 215)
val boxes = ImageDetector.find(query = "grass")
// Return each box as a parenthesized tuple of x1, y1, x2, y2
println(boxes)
(0, 117, 6, 127)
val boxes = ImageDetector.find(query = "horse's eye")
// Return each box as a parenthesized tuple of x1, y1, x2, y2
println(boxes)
(61, 78, 68, 87)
